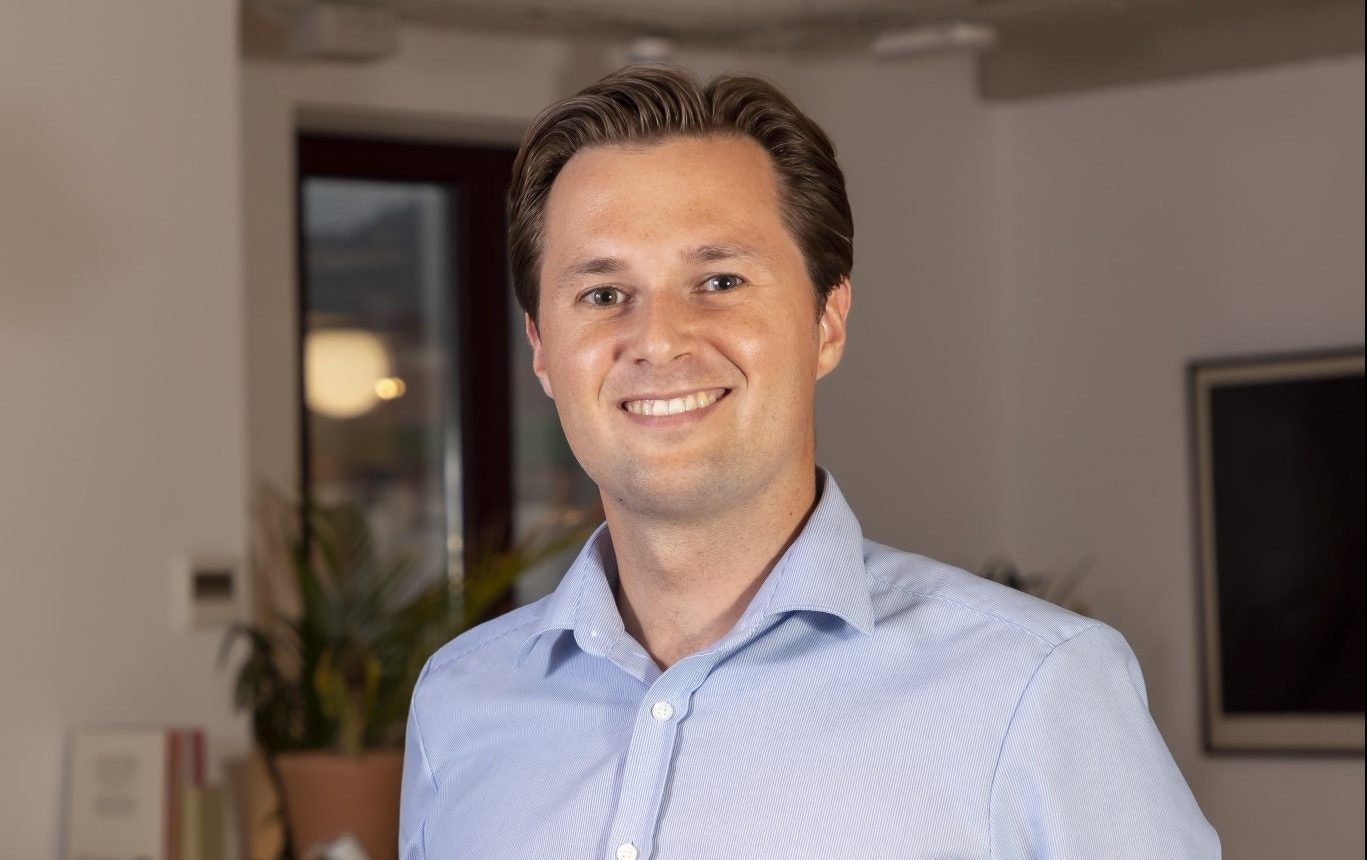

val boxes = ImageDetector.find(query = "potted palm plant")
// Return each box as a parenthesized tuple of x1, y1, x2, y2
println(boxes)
(223, 495, 585, 860)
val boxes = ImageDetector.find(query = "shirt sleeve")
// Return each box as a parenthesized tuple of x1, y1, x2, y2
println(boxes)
(988, 623, 1221, 858)
(399, 663, 438, 860)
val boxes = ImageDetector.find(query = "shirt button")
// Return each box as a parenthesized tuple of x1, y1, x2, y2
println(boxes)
(615, 843, 639, 860)
(650, 701, 674, 722)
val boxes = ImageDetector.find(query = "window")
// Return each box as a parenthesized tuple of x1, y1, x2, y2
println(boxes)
(297, 134, 522, 587)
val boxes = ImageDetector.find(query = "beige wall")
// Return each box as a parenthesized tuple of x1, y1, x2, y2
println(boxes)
(0, 2, 247, 856)
(996, 57, 1365, 858)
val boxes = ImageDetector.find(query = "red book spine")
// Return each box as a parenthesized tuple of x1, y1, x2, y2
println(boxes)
(192, 728, 206, 787)
(165, 730, 181, 860)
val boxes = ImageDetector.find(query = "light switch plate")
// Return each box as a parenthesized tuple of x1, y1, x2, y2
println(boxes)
(173, 557, 242, 632)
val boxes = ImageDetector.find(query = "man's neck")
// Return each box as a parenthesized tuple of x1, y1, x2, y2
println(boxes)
(604, 466, 819, 669)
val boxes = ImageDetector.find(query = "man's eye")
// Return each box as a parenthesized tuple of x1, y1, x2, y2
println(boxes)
(582, 287, 626, 306)
(702, 274, 745, 292)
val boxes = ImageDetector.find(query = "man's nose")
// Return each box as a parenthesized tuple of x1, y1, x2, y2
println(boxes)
(625, 291, 696, 366)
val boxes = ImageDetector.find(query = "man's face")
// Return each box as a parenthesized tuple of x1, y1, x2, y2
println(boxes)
(528, 135, 850, 520)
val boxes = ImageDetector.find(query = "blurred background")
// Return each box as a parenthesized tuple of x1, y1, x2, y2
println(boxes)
(0, 0, 1362, 857)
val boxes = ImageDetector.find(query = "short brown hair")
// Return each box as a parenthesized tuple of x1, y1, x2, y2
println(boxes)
(508, 65, 853, 322)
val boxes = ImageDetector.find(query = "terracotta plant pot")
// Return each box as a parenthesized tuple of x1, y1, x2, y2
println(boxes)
(274, 750, 404, 860)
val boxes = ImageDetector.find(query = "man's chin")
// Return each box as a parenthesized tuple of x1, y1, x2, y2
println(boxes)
(605, 461, 742, 521)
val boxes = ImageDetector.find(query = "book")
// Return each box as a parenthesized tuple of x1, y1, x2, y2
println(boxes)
(64, 726, 209, 860)
(179, 786, 226, 860)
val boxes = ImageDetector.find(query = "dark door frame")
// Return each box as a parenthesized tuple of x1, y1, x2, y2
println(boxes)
(295, 132, 516, 565)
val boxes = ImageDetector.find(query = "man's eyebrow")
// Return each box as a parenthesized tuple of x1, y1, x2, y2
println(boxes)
(556, 256, 628, 286)
(554, 244, 764, 288)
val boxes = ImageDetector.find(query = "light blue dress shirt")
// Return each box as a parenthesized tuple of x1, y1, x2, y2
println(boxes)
(401, 471, 1220, 859)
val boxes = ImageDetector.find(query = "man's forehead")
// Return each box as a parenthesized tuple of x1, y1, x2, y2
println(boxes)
(538, 135, 793, 285)
(552, 134, 777, 190)
(545, 137, 780, 233)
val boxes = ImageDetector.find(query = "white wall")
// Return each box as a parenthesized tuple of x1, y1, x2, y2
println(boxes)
(797, 54, 1007, 569)
(0, 2, 247, 856)
(996, 58, 1365, 858)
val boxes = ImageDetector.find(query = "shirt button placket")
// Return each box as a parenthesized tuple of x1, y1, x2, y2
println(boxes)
(606, 660, 713, 860)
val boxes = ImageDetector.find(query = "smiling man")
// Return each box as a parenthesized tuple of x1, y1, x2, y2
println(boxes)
(400, 67, 1219, 859)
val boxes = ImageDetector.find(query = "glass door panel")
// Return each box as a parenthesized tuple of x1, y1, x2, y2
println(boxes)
(300, 177, 461, 585)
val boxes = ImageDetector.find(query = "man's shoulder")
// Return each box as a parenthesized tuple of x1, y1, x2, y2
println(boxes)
(861, 539, 1100, 652)
(421, 597, 550, 680)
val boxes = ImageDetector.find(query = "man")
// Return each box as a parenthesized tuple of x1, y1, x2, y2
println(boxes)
(400, 66, 1219, 859)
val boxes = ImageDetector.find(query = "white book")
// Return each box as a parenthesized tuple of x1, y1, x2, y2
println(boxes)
(65, 727, 174, 860)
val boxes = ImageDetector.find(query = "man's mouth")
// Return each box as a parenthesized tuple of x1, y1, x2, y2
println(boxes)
(621, 388, 729, 417)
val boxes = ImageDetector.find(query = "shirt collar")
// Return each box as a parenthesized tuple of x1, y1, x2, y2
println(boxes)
(741, 469, 875, 637)
(515, 469, 874, 667)
(514, 520, 624, 666)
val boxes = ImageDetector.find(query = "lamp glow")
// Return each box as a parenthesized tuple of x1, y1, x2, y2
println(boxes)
(374, 377, 406, 400)
(305, 329, 392, 419)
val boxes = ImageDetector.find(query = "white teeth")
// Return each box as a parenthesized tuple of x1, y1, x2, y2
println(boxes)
(624, 389, 722, 416)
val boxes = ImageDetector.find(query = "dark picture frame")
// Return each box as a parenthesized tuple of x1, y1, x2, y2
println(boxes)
(1189, 348, 1364, 754)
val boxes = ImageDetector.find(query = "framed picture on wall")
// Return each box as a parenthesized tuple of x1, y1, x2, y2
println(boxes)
(1190, 348, 1364, 754)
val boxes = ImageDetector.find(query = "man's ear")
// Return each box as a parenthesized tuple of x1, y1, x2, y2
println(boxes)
(525, 312, 554, 398)
(816, 278, 851, 380)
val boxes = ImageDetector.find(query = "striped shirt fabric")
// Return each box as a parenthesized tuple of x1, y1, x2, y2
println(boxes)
(400, 471, 1220, 859)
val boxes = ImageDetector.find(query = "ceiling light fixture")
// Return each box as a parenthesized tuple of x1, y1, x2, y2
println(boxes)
(870, 21, 998, 60)
(626, 35, 675, 64)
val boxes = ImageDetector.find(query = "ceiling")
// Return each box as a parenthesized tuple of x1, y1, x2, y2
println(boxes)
(395, 0, 1165, 50)
(253, 0, 1365, 99)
